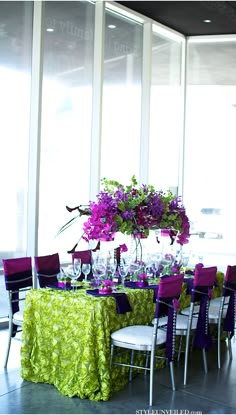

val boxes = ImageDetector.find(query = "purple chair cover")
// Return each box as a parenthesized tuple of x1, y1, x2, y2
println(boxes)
(34, 253, 60, 288)
(221, 265, 236, 336)
(3, 257, 32, 293)
(72, 250, 93, 280)
(154, 274, 184, 361)
(86, 289, 132, 314)
(2, 257, 33, 335)
(191, 266, 217, 350)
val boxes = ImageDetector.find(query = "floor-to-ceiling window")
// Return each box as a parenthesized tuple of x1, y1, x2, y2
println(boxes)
(100, 5, 143, 184)
(149, 26, 184, 192)
(38, 1, 95, 260)
(183, 37, 236, 269)
(0, 1, 33, 319)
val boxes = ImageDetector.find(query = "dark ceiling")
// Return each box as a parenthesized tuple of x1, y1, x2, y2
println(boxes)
(117, 1, 236, 36)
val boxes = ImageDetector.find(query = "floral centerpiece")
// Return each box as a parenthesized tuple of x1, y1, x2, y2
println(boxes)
(98, 279, 114, 294)
(58, 176, 190, 253)
(136, 272, 149, 287)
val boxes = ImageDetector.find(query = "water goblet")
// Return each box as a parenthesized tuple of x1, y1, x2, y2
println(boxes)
(129, 261, 142, 281)
(93, 261, 106, 286)
(82, 263, 91, 282)
(118, 263, 129, 286)
(105, 255, 117, 280)
(160, 254, 174, 276)
(73, 258, 82, 276)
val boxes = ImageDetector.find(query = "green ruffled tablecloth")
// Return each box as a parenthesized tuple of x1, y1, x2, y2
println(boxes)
(21, 286, 155, 401)
(20, 271, 224, 401)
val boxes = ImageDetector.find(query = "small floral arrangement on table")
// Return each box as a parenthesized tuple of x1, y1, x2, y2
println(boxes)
(136, 272, 149, 287)
(58, 176, 190, 253)
(98, 279, 115, 294)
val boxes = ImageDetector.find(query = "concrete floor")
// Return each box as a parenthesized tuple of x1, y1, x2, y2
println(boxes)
(0, 328, 236, 414)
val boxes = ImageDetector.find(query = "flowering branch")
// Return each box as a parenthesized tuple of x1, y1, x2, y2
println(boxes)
(58, 176, 191, 249)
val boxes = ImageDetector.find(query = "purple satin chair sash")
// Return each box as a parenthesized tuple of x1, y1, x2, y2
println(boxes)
(3, 257, 33, 336)
(184, 277, 214, 350)
(37, 273, 58, 288)
(223, 293, 235, 335)
(193, 294, 212, 350)
(86, 289, 132, 314)
(155, 297, 178, 361)
(5, 271, 33, 315)
(124, 281, 159, 302)
(4, 270, 33, 291)
(154, 274, 184, 361)
(222, 282, 236, 336)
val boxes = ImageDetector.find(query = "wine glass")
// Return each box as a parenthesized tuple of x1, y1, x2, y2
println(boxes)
(82, 263, 91, 282)
(160, 254, 174, 276)
(68, 259, 80, 291)
(118, 258, 130, 286)
(106, 257, 117, 281)
(129, 261, 142, 281)
(92, 260, 106, 286)
(74, 258, 82, 276)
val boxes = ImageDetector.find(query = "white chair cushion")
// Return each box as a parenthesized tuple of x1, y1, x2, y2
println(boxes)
(210, 296, 229, 307)
(13, 311, 24, 326)
(153, 313, 198, 331)
(181, 305, 200, 316)
(175, 314, 198, 331)
(208, 304, 227, 320)
(111, 325, 166, 346)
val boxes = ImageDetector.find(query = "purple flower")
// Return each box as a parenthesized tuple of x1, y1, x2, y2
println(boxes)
(137, 272, 148, 280)
(77, 176, 191, 246)
(120, 244, 128, 253)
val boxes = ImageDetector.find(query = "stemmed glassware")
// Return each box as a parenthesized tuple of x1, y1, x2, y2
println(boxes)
(82, 263, 91, 282)
(70, 258, 81, 291)
(92, 260, 106, 286)
(106, 257, 117, 281)
(129, 261, 142, 281)
(160, 254, 174, 276)
(74, 258, 82, 276)
(118, 258, 130, 286)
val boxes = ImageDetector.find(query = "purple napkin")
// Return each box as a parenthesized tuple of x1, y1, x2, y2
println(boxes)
(86, 289, 132, 314)
(46, 284, 83, 290)
(124, 281, 159, 302)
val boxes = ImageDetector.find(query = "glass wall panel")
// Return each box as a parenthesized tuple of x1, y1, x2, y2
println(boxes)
(38, 1, 95, 260)
(184, 40, 236, 270)
(0, 1, 33, 318)
(149, 32, 183, 192)
(100, 7, 143, 185)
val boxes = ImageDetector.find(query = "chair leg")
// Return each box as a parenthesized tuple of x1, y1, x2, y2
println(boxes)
(144, 352, 149, 376)
(227, 332, 233, 360)
(129, 350, 134, 382)
(217, 319, 222, 369)
(177, 336, 183, 361)
(169, 361, 175, 391)
(149, 349, 155, 406)
(4, 322, 13, 368)
(202, 348, 208, 373)
(184, 318, 192, 385)
(110, 343, 114, 368)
